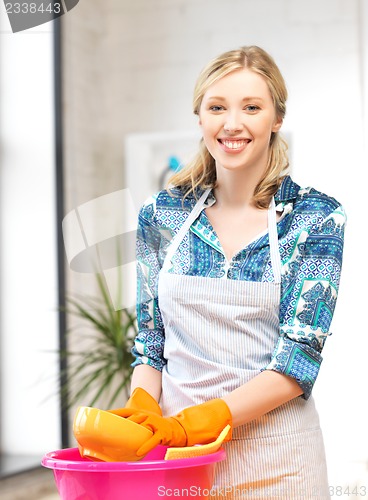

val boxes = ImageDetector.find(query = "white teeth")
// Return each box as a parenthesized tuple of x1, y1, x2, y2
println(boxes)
(222, 140, 247, 149)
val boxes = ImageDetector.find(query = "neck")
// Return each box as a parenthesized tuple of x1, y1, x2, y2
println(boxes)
(214, 167, 264, 208)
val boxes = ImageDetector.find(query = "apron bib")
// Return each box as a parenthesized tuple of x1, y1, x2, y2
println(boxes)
(158, 189, 330, 499)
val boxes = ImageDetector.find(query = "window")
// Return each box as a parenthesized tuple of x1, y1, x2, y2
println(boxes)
(0, 13, 60, 476)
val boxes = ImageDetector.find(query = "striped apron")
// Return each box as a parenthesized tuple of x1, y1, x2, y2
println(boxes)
(158, 189, 330, 499)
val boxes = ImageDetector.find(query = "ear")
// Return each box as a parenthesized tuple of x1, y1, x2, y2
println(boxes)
(196, 108, 203, 127)
(272, 116, 283, 133)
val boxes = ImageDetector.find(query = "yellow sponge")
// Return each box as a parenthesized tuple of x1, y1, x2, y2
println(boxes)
(164, 425, 231, 460)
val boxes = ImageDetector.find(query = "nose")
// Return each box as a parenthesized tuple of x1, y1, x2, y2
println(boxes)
(224, 110, 243, 133)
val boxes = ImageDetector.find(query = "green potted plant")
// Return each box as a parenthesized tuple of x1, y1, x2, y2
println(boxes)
(60, 272, 137, 410)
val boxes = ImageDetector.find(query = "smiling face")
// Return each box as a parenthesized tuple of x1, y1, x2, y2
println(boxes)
(199, 68, 282, 179)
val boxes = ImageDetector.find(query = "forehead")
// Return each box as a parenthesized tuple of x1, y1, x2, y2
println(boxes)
(202, 68, 271, 101)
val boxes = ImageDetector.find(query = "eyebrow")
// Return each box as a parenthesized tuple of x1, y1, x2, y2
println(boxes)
(205, 96, 264, 103)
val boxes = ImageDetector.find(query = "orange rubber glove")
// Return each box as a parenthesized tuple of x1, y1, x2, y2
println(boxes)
(109, 387, 162, 417)
(117, 398, 232, 457)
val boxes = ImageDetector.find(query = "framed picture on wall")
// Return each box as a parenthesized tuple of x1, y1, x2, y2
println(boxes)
(124, 130, 201, 210)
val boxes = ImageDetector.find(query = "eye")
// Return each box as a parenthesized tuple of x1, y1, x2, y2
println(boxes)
(244, 105, 260, 113)
(209, 105, 225, 112)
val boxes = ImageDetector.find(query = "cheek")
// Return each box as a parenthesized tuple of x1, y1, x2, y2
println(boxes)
(252, 116, 277, 137)
(200, 126, 219, 156)
(200, 119, 216, 139)
(201, 131, 216, 152)
(201, 114, 222, 130)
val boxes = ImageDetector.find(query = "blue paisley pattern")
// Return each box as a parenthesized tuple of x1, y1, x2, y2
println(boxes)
(132, 176, 346, 399)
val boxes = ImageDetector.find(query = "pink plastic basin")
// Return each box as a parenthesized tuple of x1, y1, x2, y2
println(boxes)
(42, 446, 226, 500)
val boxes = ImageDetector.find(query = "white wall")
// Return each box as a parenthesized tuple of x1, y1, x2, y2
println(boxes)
(0, 13, 60, 454)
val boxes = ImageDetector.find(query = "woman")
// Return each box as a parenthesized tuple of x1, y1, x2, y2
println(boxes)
(124, 46, 345, 498)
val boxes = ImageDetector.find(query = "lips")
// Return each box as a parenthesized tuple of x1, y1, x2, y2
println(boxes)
(218, 138, 251, 153)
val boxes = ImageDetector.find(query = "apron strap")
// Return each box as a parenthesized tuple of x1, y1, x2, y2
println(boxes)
(162, 188, 282, 283)
(162, 188, 211, 272)
(268, 197, 282, 284)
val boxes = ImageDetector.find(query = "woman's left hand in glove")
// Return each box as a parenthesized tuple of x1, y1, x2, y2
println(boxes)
(109, 387, 162, 417)
(116, 398, 233, 457)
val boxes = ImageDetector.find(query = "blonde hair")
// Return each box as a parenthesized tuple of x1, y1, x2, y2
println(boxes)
(169, 46, 289, 208)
